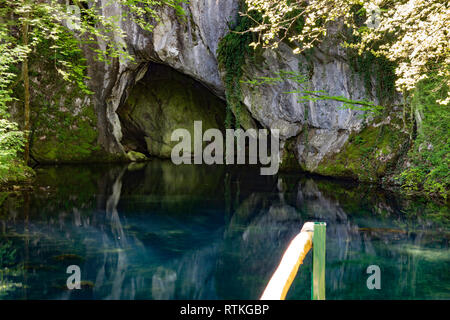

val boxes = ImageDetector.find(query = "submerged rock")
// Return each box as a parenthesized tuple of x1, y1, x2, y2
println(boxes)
(126, 151, 148, 162)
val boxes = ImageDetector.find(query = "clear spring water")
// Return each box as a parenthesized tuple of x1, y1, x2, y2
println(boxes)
(0, 161, 449, 300)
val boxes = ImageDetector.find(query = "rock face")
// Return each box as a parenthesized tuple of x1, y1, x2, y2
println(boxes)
(86, 0, 237, 156)
(9, 50, 110, 164)
(26, 1, 405, 180)
(238, 23, 388, 171)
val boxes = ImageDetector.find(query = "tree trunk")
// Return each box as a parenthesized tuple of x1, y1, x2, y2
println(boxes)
(414, 104, 424, 136)
(22, 9, 30, 164)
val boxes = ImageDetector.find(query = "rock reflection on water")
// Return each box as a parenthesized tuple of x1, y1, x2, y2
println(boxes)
(0, 161, 448, 300)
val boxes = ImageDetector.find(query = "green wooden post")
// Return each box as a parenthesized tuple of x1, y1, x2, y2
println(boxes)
(312, 222, 326, 300)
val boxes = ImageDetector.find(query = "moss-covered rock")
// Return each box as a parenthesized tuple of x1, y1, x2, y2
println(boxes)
(314, 111, 409, 183)
(390, 74, 450, 200)
(118, 63, 226, 158)
(31, 102, 103, 163)
(9, 55, 116, 164)
(126, 151, 148, 162)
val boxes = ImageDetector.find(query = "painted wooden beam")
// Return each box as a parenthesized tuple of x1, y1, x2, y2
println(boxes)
(260, 222, 315, 300)
(312, 222, 326, 300)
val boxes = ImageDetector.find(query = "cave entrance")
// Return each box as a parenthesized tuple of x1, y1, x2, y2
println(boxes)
(117, 63, 227, 158)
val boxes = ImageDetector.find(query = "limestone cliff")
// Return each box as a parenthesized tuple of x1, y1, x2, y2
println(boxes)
(23, 0, 408, 183)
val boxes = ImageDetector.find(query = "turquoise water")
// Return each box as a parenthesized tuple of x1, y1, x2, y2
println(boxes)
(0, 161, 449, 300)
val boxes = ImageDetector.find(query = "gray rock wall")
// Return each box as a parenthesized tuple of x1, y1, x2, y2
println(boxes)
(86, 1, 390, 172)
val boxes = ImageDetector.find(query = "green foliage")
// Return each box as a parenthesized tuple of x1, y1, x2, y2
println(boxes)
(282, 1, 307, 38)
(0, 27, 29, 112)
(396, 73, 449, 199)
(0, 119, 24, 164)
(0, 241, 16, 267)
(347, 47, 397, 105)
(217, 1, 257, 129)
(39, 31, 92, 95)
(0, 119, 31, 184)
(0, 240, 23, 297)
(0, 0, 187, 104)
(70, 0, 186, 63)
(315, 117, 409, 183)
(344, 4, 397, 105)
(0, 0, 186, 183)
(0, 41, 31, 182)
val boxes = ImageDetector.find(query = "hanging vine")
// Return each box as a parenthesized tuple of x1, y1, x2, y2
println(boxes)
(217, 1, 258, 129)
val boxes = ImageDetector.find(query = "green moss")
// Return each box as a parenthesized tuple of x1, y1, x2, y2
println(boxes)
(280, 136, 302, 171)
(316, 113, 409, 182)
(345, 5, 397, 105)
(31, 101, 100, 163)
(8, 34, 111, 164)
(217, 1, 259, 129)
(126, 151, 148, 162)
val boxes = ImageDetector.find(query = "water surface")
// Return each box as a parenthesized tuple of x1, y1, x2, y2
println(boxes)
(0, 161, 449, 299)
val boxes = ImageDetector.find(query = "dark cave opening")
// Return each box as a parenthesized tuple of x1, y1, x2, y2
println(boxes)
(117, 63, 228, 158)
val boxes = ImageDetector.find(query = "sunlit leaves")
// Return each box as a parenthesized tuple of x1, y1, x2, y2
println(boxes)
(244, 0, 450, 104)
(0, 0, 185, 177)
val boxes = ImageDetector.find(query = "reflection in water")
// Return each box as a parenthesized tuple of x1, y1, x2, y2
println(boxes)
(0, 160, 449, 300)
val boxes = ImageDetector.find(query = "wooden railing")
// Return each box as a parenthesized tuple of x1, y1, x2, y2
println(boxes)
(260, 222, 326, 300)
